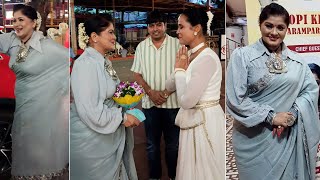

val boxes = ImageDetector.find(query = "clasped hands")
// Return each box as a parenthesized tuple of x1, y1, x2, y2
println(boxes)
(148, 89, 170, 106)
(271, 112, 294, 138)
(175, 45, 189, 70)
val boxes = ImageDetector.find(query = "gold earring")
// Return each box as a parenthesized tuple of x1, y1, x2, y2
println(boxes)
(194, 32, 198, 36)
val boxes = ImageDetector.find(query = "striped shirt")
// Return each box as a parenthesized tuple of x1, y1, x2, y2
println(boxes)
(131, 34, 180, 109)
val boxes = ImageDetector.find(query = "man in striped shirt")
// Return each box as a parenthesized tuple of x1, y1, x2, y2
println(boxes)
(131, 10, 180, 180)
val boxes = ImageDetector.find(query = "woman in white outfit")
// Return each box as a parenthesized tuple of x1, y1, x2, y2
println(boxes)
(165, 8, 225, 180)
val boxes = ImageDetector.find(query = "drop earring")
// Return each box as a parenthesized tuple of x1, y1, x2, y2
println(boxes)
(193, 32, 198, 36)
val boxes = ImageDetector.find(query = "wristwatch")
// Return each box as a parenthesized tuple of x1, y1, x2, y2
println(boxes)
(163, 92, 169, 99)
(286, 115, 295, 127)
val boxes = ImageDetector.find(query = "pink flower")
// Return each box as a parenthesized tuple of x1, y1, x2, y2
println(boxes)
(114, 91, 121, 98)
(118, 82, 127, 89)
(113, 81, 145, 98)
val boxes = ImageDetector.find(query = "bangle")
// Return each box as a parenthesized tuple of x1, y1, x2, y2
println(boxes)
(123, 113, 127, 124)
(271, 113, 276, 125)
(174, 68, 186, 74)
(286, 115, 296, 127)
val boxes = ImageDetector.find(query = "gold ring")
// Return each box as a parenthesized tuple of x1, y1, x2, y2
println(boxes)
(180, 54, 187, 60)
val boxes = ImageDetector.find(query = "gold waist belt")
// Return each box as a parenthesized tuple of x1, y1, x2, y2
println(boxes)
(181, 99, 220, 130)
(180, 100, 218, 159)
(192, 99, 220, 110)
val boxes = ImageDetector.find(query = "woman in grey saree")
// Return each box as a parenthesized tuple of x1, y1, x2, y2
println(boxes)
(70, 15, 140, 180)
(0, 4, 69, 179)
(226, 3, 320, 180)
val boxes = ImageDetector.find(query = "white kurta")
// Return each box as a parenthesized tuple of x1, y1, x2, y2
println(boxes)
(166, 48, 225, 180)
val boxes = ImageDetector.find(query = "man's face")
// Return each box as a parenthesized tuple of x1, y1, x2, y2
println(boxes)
(147, 22, 166, 41)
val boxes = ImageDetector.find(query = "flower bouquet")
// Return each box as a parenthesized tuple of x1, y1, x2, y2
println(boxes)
(113, 81, 146, 122)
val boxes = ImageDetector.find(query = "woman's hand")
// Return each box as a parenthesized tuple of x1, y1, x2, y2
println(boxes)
(175, 45, 189, 70)
(272, 112, 293, 137)
(272, 112, 293, 128)
(123, 114, 140, 128)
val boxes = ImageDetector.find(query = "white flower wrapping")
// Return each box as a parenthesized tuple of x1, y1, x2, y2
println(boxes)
(78, 23, 89, 50)
(59, 22, 68, 34)
(36, 11, 41, 31)
(206, 11, 214, 36)
(47, 28, 60, 39)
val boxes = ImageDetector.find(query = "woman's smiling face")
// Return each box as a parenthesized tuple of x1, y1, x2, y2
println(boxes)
(259, 15, 288, 51)
(13, 10, 36, 42)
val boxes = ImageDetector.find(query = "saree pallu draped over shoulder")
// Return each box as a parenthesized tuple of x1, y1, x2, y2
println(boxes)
(226, 40, 320, 180)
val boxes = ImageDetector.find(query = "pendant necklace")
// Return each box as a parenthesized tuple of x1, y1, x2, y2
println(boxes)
(265, 45, 288, 74)
(16, 39, 31, 64)
(104, 57, 119, 80)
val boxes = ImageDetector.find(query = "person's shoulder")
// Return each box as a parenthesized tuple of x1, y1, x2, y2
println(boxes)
(41, 37, 64, 47)
(231, 43, 262, 63)
(197, 48, 220, 65)
(286, 48, 304, 64)
(0, 31, 19, 46)
(75, 49, 96, 62)
(72, 50, 99, 71)
(136, 38, 149, 48)
(1, 31, 16, 38)
(41, 37, 68, 54)
(166, 34, 177, 40)
(230, 46, 247, 57)
(166, 35, 179, 44)
(238, 43, 259, 54)
(1, 31, 16, 36)
(134, 39, 147, 53)
(203, 48, 219, 59)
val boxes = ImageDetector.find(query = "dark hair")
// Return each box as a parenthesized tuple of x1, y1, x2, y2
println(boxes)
(84, 15, 113, 37)
(309, 63, 320, 79)
(13, 4, 37, 20)
(259, 3, 290, 27)
(146, 10, 166, 25)
(181, 8, 209, 36)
